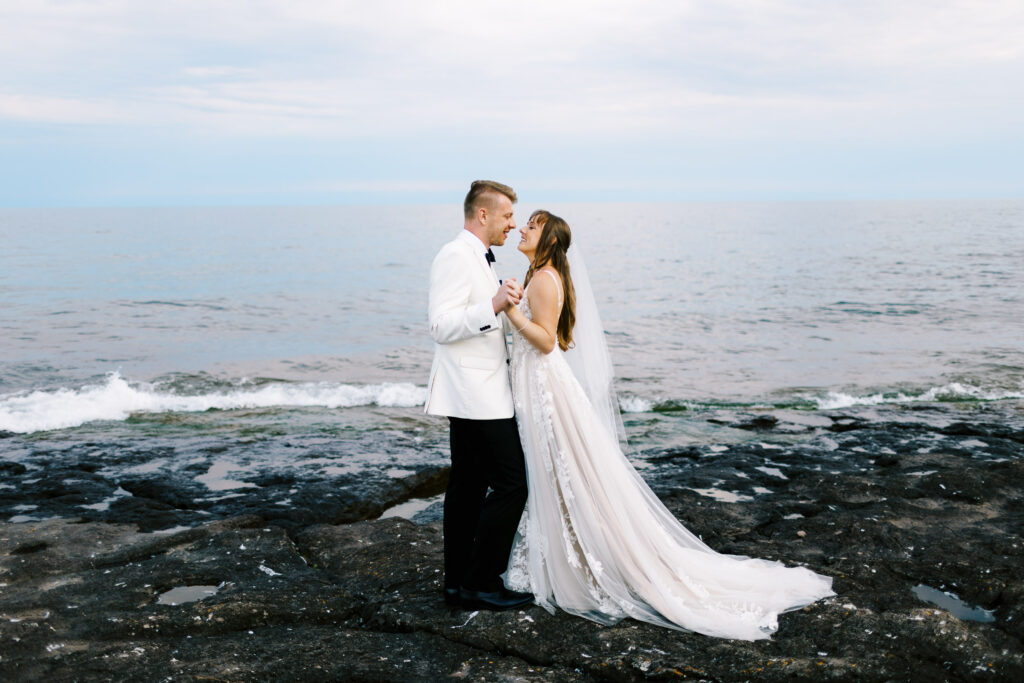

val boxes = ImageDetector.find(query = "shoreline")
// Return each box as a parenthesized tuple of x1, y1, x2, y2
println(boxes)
(2, 412, 1022, 680)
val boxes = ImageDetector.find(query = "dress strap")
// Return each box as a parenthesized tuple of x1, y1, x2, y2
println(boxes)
(539, 268, 563, 309)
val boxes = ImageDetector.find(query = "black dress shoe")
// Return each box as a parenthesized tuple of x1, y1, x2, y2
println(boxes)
(458, 587, 533, 611)
(443, 588, 461, 607)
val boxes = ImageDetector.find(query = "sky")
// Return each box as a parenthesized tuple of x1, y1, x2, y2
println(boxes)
(1, 0, 1022, 206)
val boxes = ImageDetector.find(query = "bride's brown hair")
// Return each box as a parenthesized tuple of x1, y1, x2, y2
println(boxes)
(524, 210, 576, 351)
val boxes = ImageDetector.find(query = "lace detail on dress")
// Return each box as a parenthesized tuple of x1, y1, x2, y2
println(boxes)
(505, 511, 532, 593)
(507, 286, 624, 617)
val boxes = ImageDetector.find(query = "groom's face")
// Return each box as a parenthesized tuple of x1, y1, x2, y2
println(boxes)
(483, 193, 517, 248)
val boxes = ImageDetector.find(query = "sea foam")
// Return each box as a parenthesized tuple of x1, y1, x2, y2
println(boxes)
(619, 396, 655, 413)
(812, 382, 1024, 410)
(617, 381, 1023, 415)
(0, 372, 427, 434)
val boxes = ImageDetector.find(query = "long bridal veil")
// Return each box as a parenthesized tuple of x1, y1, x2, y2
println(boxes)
(507, 239, 834, 640)
(562, 246, 628, 449)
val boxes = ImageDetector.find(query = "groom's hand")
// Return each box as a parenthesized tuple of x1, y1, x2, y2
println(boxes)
(492, 279, 522, 314)
(507, 278, 524, 303)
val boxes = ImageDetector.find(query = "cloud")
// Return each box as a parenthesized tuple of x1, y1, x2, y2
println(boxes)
(181, 66, 259, 79)
(0, 1, 1021, 203)
(3, 0, 1021, 140)
(310, 179, 463, 193)
(0, 93, 125, 124)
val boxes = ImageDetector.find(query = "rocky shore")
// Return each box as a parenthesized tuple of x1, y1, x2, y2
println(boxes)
(2, 411, 1022, 680)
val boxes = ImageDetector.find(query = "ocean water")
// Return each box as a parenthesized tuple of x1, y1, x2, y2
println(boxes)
(1, 200, 1022, 514)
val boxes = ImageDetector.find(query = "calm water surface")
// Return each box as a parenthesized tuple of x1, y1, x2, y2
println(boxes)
(2, 200, 1022, 450)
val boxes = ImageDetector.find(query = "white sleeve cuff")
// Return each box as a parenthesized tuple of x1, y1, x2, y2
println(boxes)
(467, 300, 499, 334)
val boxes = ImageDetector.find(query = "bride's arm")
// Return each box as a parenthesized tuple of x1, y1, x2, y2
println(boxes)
(505, 274, 560, 355)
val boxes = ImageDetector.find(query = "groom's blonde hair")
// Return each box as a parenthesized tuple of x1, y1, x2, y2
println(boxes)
(464, 180, 517, 219)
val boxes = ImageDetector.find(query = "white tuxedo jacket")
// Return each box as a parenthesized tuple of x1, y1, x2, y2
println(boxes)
(425, 230, 514, 419)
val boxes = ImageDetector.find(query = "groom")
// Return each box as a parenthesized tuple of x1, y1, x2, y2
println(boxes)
(425, 180, 532, 611)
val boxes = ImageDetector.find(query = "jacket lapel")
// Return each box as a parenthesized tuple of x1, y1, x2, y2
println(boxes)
(458, 231, 500, 287)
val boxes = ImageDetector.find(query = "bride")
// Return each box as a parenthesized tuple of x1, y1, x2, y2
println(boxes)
(500, 210, 834, 641)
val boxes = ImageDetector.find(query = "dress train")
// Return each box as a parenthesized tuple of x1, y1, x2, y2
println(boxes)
(506, 275, 834, 640)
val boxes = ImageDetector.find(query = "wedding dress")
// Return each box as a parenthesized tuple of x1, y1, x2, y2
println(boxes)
(505, 263, 834, 641)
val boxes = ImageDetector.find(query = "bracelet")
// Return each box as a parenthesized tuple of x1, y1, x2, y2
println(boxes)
(516, 320, 529, 332)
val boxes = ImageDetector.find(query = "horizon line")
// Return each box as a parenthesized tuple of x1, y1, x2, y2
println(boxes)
(2, 194, 1022, 210)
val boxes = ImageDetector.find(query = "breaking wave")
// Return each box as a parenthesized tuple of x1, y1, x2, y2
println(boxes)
(4, 373, 1020, 433)
(809, 382, 1024, 410)
(0, 372, 427, 434)
(616, 382, 1023, 414)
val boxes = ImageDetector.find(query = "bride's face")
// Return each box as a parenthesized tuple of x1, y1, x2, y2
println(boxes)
(518, 217, 543, 261)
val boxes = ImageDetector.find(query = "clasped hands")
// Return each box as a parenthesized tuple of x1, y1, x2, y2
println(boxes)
(492, 278, 524, 314)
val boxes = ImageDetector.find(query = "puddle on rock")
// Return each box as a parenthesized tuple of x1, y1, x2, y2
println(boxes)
(157, 585, 220, 606)
(912, 584, 996, 623)
(688, 488, 754, 503)
(380, 493, 444, 520)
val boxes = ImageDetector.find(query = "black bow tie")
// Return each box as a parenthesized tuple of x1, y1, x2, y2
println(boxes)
(485, 249, 496, 264)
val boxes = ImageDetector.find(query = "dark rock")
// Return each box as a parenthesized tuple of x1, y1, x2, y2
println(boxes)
(731, 414, 779, 431)
(4, 490, 1022, 681)
(0, 461, 26, 474)
(826, 415, 868, 432)
(118, 475, 206, 510)
(10, 540, 48, 555)
(644, 445, 703, 463)
(0, 442, 451, 532)
(942, 422, 1024, 445)
(0, 416, 1021, 679)
(104, 494, 200, 532)
(0, 517, 577, 681)
(238, 464, 449, 531)
(410, 500, 444, 525)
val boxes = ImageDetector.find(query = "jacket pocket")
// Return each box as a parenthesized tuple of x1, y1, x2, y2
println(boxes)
(460, 355, 498, 371)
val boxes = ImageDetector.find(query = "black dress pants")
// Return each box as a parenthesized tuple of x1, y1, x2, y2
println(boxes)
(444, 416, 528, 593)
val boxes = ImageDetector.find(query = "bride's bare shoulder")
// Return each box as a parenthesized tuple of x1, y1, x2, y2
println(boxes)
(530, 268, 560, 293)
(528, 269, 561, 314)
(536, 267, 561, 289)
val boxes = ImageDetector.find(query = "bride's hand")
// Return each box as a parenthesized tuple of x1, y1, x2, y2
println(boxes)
(506, 278, 523, 304)
(492, 280, 522, 313)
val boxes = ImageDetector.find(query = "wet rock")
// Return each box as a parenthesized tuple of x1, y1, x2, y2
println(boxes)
(0, 516, 576, 681)
(411, 500, 444, 525)
(0, 461, 26, 475)
(826, 415, 868, 432)
(874, 453, 900, 467)
(105, 494, 199, 533)
(0, 446, 450, 533)
(731, 414, 779, 431)
(708, 412, 811, 435)
(118, 475, 206, 510)
(238, 465, 449, 530)
(0, 416, 1021, 680)
(3, 494, 1021, 681)
(942, 422, 1024, 445)
(644, 445, 703, 463)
